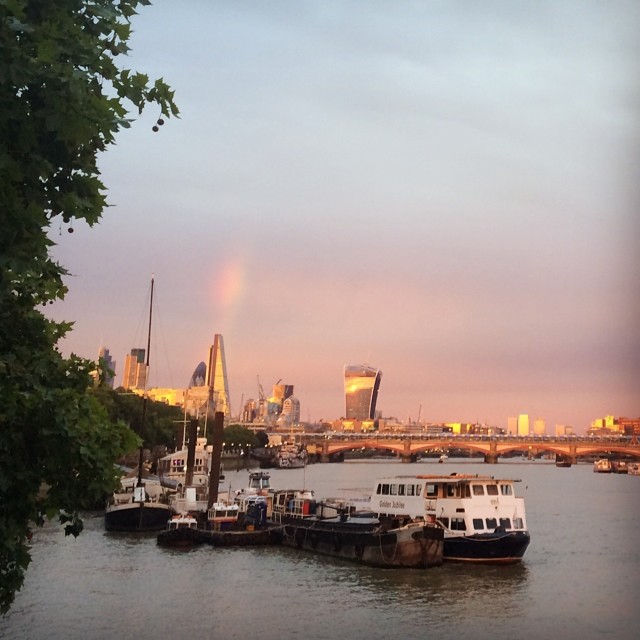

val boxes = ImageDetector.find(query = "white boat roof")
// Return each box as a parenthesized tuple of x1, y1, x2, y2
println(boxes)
(374, 474, 522, 484)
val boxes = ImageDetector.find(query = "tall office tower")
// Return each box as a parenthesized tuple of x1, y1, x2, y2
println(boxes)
(344, 364, 382, 421)
(282, 396, 301, 425)
(188, 361, 207, 388)
(507, 416, 518, 435)
(122, 348, 146, 390)
(533, 418, 546, 436)
(206, 334, 231, 418)
(517, 414, 530, 436)
(242, 398, 257, 423)
(94, 346, 116, 388)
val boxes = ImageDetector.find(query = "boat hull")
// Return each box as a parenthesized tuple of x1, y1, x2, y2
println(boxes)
(282, 520, 443, 568)
(157, 526, 284, 548)
(443, 531, 531, 564)
(105, 502, 171, 533)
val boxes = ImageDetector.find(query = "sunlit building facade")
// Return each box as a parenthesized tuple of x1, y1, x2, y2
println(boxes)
(344, 364, 382, 421)
(122, 348, 146, 390)
(206, 334, 231, 418)
(183, 334, 231, 421)
(517, 414, 530, 436)
(533, 418, 546, 436)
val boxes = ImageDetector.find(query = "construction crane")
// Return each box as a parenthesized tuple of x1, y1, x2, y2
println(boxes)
(257, 375, 266, 402)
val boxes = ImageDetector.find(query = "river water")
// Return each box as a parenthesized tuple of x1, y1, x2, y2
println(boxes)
(1, 459, 638, 640)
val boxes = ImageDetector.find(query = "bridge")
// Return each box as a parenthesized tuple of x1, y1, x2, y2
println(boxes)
(298, 433, 640, 464)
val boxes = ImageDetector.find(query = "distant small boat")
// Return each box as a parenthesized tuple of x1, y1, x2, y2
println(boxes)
(555, 455, 572, 468)
(438, 454, 448, 463)
(611, 460, 628, 474)
(627, 462, 640, 476)
(275, 441, 308, 469)
(593, 459, 612, 473)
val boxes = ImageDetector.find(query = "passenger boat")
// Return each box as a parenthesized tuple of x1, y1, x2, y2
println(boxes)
(270, 489, 443, 568)
(275, 441, 308, 469)
(627, 462, 640, 476)
(358, 474, 530, 564)
(593, 458, 612, 473)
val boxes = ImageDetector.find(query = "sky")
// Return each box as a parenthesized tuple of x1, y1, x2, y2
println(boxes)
(47, 0, 640, 432)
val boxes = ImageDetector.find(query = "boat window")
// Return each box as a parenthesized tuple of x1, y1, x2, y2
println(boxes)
(446, 485, 455, 497)
(406, 484, 415, 496)
(486, 485, 499, 496)
(390, 484, 398, 496)
(397, 484, 405, 496)
(473, 518, 484, 530)
(376, 484, 382, 495)
(472, 485, 484, 496)
(381, 484, 390, 495)
(416, 484, 422, 496)
(425, 484, 437, 498)
(500, 484, 513, 495)
(499, 518, 511, 529)
(514, 517, 524, 529)
(450, 517, 467, 531)
(440, 517, 449, 528)
(486, 517, 497, 529)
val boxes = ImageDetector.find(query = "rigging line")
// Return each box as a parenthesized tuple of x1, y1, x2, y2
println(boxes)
(128, 278, 154, 356)
(149, 284, 175, 389)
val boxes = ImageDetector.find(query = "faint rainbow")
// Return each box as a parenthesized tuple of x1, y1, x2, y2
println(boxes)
(211, 253, 248, 332)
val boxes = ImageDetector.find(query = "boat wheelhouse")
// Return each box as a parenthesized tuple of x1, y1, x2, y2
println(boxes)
(367, 474, 530, 564)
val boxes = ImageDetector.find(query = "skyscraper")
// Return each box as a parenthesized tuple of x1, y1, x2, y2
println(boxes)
(122, 348, 146, 390)
(207, 334, 231, 419)
(92, 346, 116, 388)
(344, 364, 382, 420)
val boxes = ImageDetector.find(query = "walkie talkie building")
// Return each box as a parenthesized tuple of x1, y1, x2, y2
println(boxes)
(344, 364, 382, 420)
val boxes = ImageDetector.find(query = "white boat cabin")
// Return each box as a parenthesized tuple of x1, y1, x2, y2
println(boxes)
(167, 514, 198, 531)
(207, 502, 239, 530)
(369, 474, 527, 537)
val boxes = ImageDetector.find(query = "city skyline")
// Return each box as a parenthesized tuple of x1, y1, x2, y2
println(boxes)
(46, 1, 639, 432)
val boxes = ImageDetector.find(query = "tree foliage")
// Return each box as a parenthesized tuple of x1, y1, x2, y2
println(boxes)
(0, 0, 178, 614)
(91, 387, 185, 450)
(222, 424, 260, 450)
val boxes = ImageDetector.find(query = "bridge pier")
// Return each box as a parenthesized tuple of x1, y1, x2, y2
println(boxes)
(400, 453, 418, 463)
(484, 453, 499, 464)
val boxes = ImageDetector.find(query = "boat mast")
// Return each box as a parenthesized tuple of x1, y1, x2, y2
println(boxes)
(137, 275, 154, 489)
